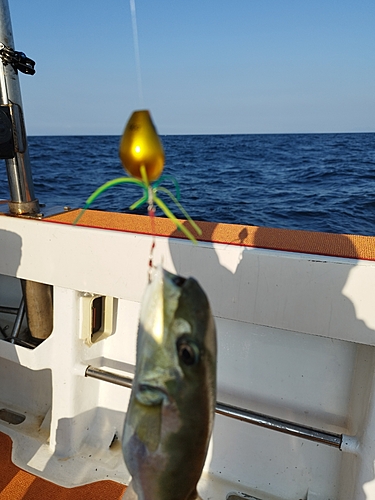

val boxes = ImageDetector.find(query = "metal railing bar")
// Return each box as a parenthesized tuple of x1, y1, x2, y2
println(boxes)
(0, 305, 19, 315)
(215, 401, 341, 448)
(84, 365, 344, 449)
(85, 365, 133, 388)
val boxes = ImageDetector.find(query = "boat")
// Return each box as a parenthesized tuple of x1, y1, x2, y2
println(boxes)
(1, 1, 375, 499)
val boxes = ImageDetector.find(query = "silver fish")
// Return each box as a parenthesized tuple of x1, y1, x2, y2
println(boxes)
(122, 266, 217, 500)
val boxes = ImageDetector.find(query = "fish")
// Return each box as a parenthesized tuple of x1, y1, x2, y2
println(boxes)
(122, 266, 217, 500)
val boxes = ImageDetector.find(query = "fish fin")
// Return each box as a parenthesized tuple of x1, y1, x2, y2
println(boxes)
(122, 481, 138, 500)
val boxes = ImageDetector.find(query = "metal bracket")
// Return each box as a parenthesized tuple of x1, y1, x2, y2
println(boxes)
(0, 42, 35, 75)
(0, 202, 76, 219)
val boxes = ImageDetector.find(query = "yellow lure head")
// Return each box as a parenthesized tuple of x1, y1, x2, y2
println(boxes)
(119, 110, 165, 182)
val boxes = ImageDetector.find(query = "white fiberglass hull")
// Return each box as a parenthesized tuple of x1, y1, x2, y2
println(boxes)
(1, 211, 375, 499)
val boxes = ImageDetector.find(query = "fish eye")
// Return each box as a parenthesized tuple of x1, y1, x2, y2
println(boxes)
(176, 338, 199, 366)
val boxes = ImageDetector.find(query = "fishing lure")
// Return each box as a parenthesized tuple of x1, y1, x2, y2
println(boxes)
(74, 110, 201, 243)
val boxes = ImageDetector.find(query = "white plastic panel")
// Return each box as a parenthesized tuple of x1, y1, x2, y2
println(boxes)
(216, 319, 356, 433)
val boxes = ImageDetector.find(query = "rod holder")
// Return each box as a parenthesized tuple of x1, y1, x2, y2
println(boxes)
(0, 0, 39, 214)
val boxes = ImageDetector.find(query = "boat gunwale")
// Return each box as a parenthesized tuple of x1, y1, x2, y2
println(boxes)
(41, 208, 375, 262)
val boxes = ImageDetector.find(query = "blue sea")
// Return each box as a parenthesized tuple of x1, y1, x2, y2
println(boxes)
(1, 133, 375, 236)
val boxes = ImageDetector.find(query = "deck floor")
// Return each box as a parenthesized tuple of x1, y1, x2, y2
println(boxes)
(0, 432, 126, 499)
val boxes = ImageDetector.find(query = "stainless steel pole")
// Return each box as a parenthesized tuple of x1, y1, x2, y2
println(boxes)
(215, 401, 342, 448)
(0, 1, 53, 343)
(84, 365, 354, 451)
(85, 366, 134, 389)
(0, 0, 39, 214)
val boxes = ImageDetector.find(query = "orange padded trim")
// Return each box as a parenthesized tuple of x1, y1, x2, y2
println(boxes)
(44, 209, 375, 261)
(0, 432, 126, 500)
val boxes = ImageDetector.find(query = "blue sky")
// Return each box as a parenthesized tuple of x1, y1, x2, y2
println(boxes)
(7, 1, 375, 135)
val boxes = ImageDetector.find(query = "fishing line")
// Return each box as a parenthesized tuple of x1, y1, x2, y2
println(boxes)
(129, 0, 144, 108)
(148, 204, 156, 282)
(129, 2, 156, 276)
(140, 165, 157, 281)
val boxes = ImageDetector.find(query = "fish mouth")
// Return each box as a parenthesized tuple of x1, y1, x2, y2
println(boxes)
(135, 383, 167, 406)
(168, 273, 186, 288)
(153, 266, 186, 289)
